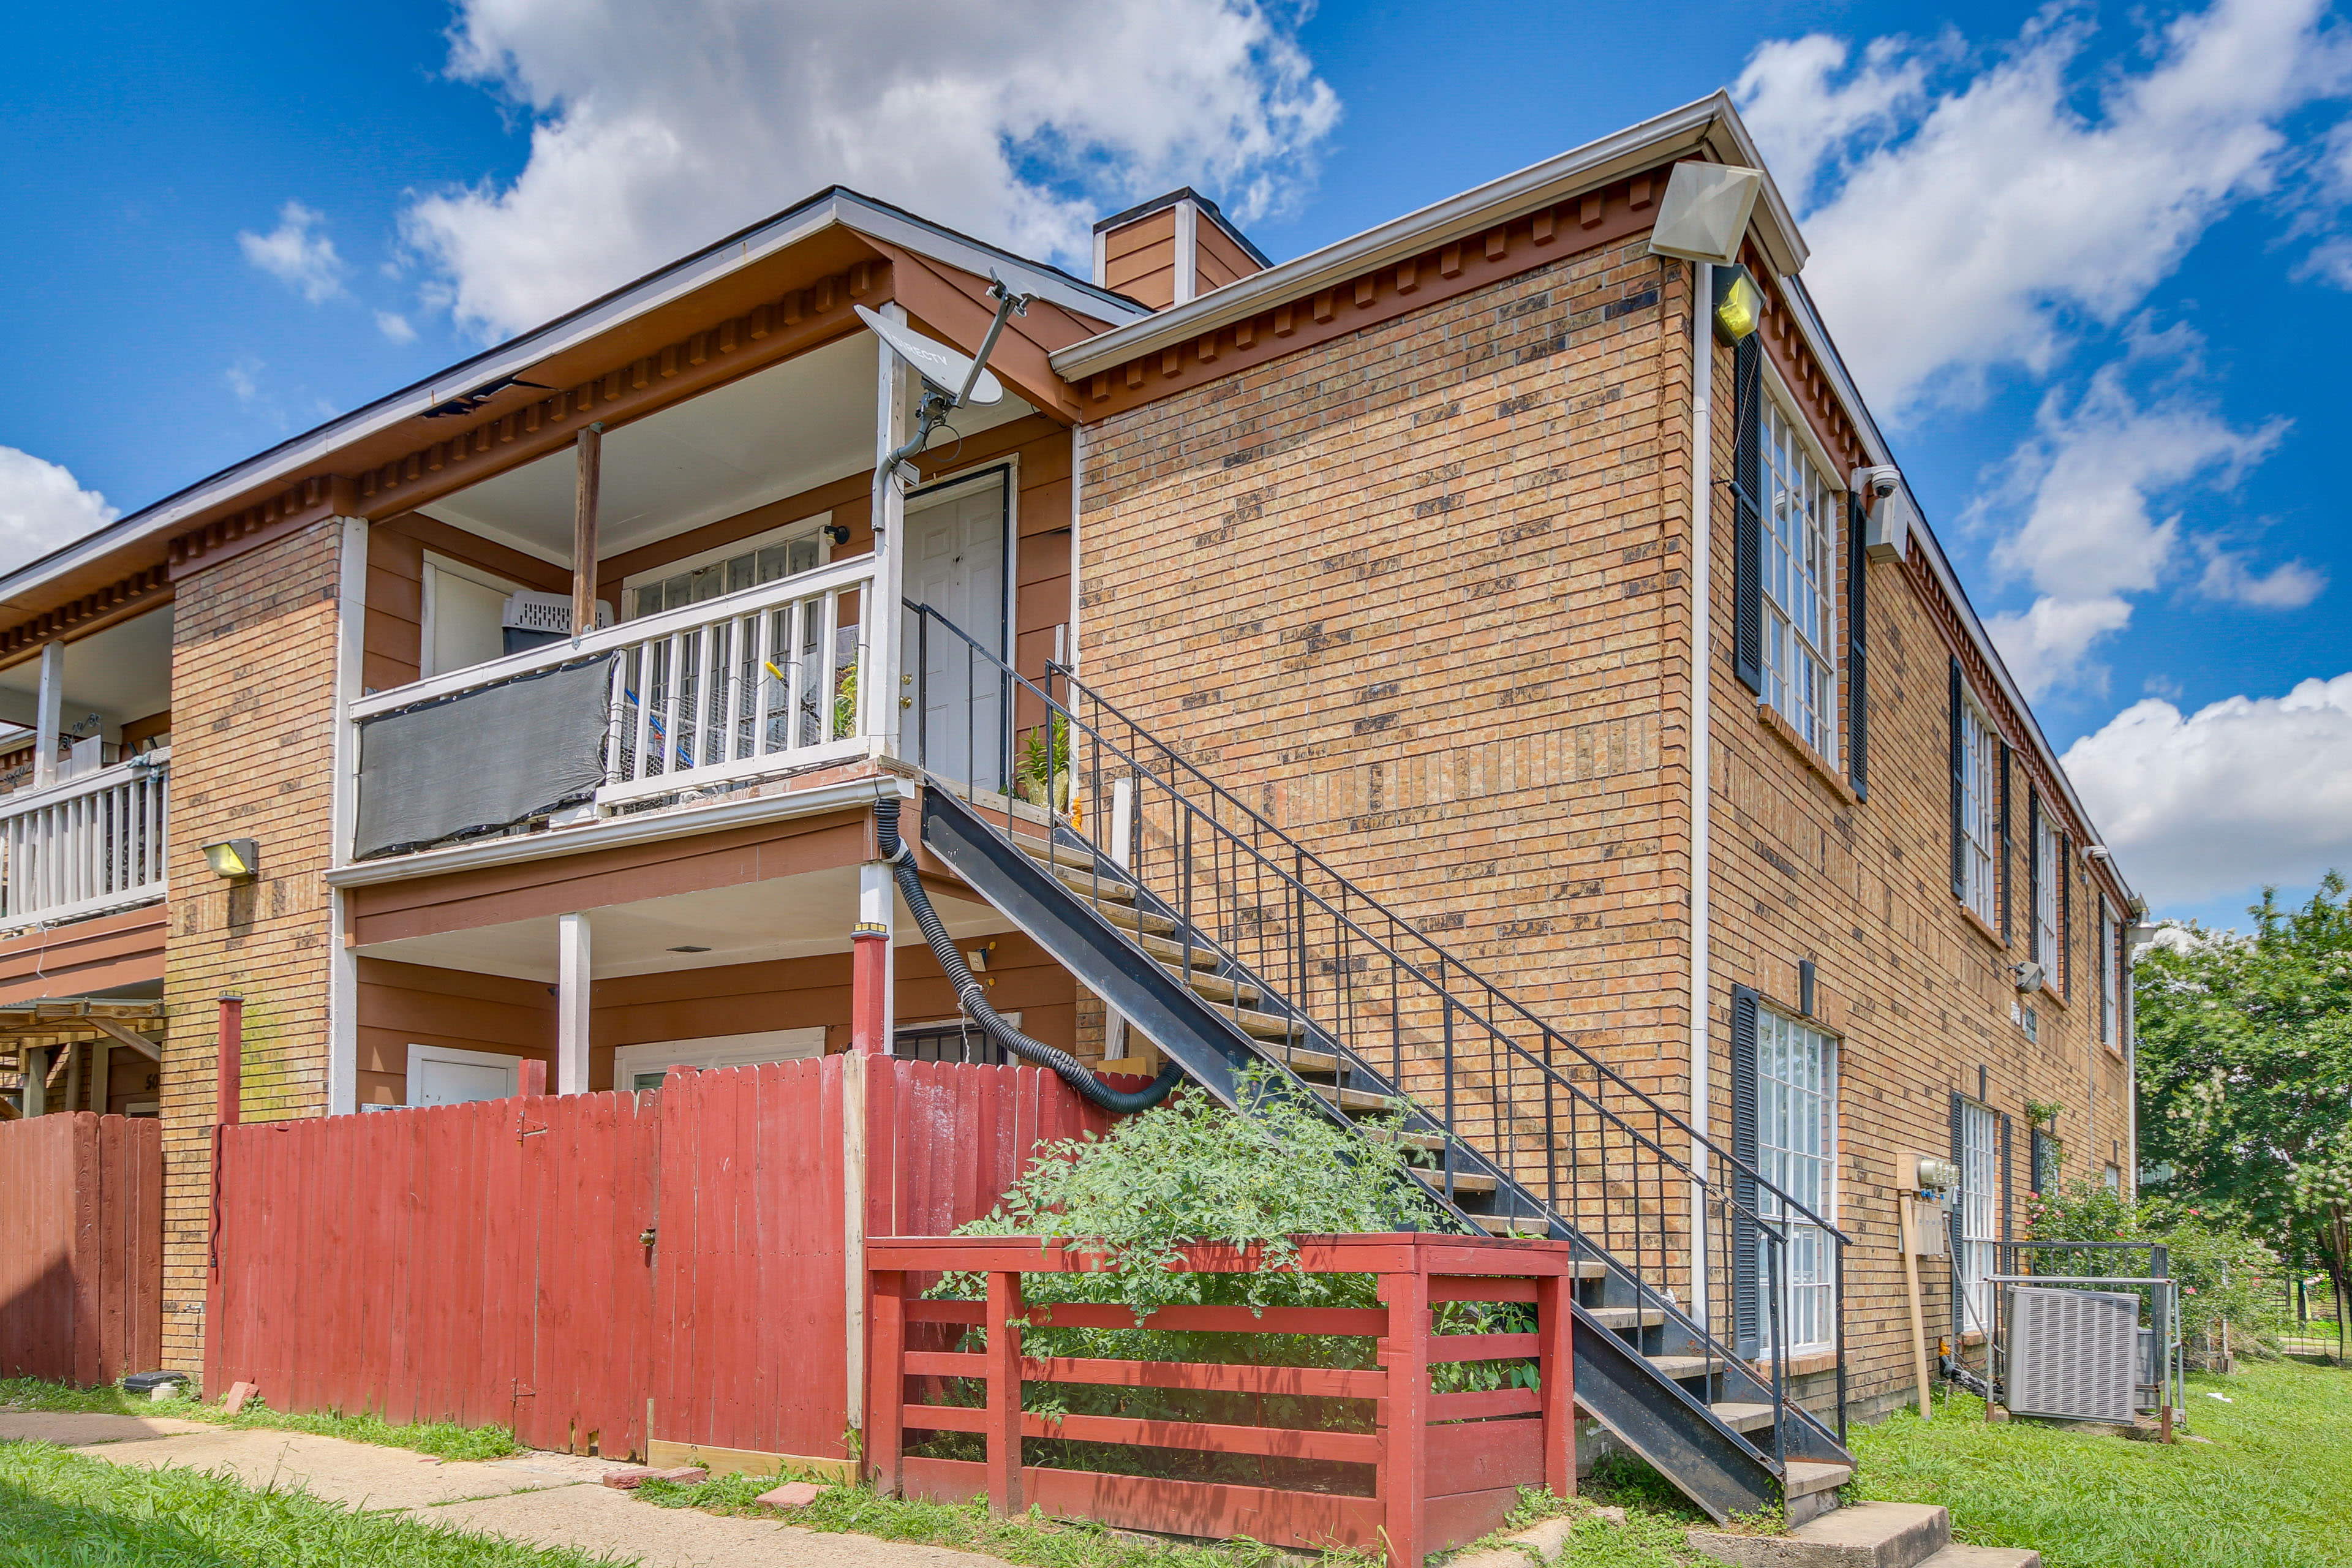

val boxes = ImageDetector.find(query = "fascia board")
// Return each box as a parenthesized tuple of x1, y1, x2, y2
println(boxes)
(1052, 91, 1808, 380)
(1776, 277, 2136, 905)
(2, 189, 1140, 612)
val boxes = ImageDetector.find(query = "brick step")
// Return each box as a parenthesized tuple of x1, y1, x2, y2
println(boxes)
(1687, 1502, 1993, 1568)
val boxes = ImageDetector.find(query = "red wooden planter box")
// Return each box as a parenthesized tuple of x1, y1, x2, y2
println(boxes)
(866, 1233, 1575, 1566)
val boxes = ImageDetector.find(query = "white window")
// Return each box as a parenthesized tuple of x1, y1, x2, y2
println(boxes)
(1756, 1009, 1837, 1355)
(612, 1027, 827, 1094)
(624, 514, 833, 621)
(1759, 393, 1839, 758)
(2100, 899, 2119, 1047)
(1958, 698, 2000, 926)
(1956, 1099, 1997, 1335)
(2034, 812, 2062, 981)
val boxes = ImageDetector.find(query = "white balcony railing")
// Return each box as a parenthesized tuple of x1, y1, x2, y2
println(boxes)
(349, 555, 878, 839)
(0, 750, 170, 929)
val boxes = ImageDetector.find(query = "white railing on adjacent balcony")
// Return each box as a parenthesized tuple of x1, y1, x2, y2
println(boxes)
(0, 749, 170, 930)
(348, 553, 878, 820)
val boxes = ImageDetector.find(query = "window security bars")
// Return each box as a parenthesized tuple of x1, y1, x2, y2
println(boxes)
(1759, 396, 1839, 757)
(0, 752, 170, 929)
(1755, 1010, 1836, 1355)
(2034, 814, 2061, 977)
(1958, 1099, 1998, 1335)
(904, 600, 1852, 1464)
(2100, 900, 2119, 1046)
(1957, 699, 2000, 927)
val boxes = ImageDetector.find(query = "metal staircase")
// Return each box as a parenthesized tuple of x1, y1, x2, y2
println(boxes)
(904, 603, 1855, 1521)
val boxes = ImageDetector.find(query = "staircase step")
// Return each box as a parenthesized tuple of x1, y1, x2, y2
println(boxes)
(1220, 1005, 1302, 1040)
(1918, 1547, 2039, 1567)
(1482, 1213, 1555, 1237)
(1415, 1169, 1499, 1196)
(1784, 1461, 1854, 1498)
(1180, 969, 1262, 1006)
(1313, 1082, 1401, 1114)
(1586, 1305, 1668, 1332)
(1709, 1401, 1776, 1433)
(1046, 864, 1136, 900)
(1362, 1126, 1446, 1153)
(1014, 836, 1116, 875)
(1687, 1501, 1952, 1568)
(1255, 1042, 1343, 1077)
(1132, 931, 1225, 970)
(1094, 901, 1178, 937)
(1645, 1354, 1714, 1382)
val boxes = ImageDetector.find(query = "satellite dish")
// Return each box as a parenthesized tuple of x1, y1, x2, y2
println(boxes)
(854, 305, 1005, 407)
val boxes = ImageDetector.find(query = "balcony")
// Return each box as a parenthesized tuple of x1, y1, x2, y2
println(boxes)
(0, 750, 170, 930)
(347, 557, 876, 861)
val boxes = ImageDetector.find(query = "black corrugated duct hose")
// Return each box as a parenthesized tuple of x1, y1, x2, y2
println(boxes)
(875, 796, 1185, 1113)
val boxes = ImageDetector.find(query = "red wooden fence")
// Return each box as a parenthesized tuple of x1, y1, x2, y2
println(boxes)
(208, 1057, 1116, 1463)
(866, 1234, 1577, 1567)
(0, 1112, 162, 1384)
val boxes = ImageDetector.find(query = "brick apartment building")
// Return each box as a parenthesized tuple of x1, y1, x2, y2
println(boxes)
(0, 93, 2141, 1514)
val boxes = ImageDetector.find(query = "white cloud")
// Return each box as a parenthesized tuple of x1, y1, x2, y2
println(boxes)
(2064, 673, 2352, 906)
(375, 310, 418, 344)
(1742, 0, 2344, 412)
(2196, 548, 2326, 608)
(1975, 364, 2286, 696)
(399, 0, 1341, 342)
(1732, 34, 1929, 206)
(238, 201, 345, 303)
(0, 447, 119, 575)
(224, 358, 263, 406)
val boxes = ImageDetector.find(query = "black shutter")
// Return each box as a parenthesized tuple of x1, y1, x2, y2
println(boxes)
(1998, 744, 2013, 943)
(1949, 1090, 1965, 1338)
(1732, 337, 1764, 694)
(1948, 659, 1966, 901)
(1847, 492, 1868, 800)
(1730, 985, 1761, 1359)
(2060, 835, 2073, 996)
(2001, 1113, 2014, 1248)
(2027, 791, 2041, 967)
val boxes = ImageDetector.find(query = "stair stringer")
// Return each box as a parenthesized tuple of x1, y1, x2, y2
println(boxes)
(919, 784, 1795, 1521)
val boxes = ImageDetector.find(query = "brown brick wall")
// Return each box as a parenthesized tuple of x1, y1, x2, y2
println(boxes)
(159, 519, 345, 1371)
(1077, 231, 2127, 1415)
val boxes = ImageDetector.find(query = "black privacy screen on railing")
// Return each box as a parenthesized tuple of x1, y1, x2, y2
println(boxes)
(352, 654, 614, 860)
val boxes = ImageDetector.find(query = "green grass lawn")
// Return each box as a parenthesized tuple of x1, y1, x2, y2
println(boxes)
(0, 1441, 620, 1568)
(0, 1376, 522, 1461)
(1847, 1358, 2352, 1568)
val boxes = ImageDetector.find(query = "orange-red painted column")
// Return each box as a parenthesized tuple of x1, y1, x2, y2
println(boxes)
(216, 995, 243, 1129)
(853, 854, 894, 1057)
(1537, 1264, 1577, 1499)
(1378, 1265, 1429, 1567)
(205, 993, 244, 1399)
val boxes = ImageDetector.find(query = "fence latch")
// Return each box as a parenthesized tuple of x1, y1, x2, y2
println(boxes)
(638, 1226, 657, 1248)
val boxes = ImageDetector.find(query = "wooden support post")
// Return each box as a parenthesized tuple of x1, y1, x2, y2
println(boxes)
(1377, 1268, 1429, 1567)
(573, 423, 603, 639)
(22, 1046, 47, 1116)
(63, 1040, 81, 1113)
(517, 1058, 546, 1097)
(1536, 1269, 1577, 1499)
(852, 856, 894, 1056)
(216, 997, 243, 1128)
(91, 1041, 109, 1116)
(985, 1268, 1024, 1516)
(32, 641, 63, 790)
(557, 913, 592, 1094)
(869, 1268, 907, 1496)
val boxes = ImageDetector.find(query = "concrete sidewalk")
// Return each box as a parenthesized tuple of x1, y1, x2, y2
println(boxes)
(7, 1411, 1001, 1568)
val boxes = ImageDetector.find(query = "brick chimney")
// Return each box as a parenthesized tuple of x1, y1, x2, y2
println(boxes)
(1091, 189, 1270, 311)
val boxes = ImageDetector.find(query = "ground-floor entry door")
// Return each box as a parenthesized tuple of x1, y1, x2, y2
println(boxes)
(902, 468, 1008, 791)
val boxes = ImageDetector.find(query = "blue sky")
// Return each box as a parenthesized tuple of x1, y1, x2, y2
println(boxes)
(3, 0, 2348, 928)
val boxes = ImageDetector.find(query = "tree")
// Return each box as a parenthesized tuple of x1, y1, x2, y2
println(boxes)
(2134, 872, 2352, 1349)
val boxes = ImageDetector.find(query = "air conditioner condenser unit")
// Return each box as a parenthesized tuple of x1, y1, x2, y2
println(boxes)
(2006, 1285, 2139, 1423)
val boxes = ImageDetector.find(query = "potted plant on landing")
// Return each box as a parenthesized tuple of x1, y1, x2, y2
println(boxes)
(1014, 714, 1072, 818)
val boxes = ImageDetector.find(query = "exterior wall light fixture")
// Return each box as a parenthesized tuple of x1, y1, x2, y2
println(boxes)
(1711, 264, 1762, 343)
(202, 839, 260, 880)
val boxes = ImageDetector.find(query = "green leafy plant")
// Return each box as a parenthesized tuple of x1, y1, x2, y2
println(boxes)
(1014, 714, 1071, 813)
(2024, 1180, 2278, 1344)
(832, 659, 859, 740)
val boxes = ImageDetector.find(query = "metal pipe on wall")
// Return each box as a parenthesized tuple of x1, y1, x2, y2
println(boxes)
(1687, 258, 1716, 1329)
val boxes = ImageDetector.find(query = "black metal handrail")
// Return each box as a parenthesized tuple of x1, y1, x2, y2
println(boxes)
(906, 601, 1848, 1458)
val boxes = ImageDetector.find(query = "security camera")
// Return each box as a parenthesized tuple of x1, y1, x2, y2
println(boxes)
(2086, 845, 2113, 862)
(1855, 465, 1901, 500)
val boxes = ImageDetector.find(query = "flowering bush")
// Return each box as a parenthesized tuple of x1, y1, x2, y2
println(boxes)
(2025, 1180, 2277, 1342)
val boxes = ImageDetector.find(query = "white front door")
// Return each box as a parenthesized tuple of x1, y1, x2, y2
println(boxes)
(902, 470, 1008, 790)
(406, 1044, 522, 1107)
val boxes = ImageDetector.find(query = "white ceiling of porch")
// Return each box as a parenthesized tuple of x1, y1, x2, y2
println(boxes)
(418, 331, 1036, 566)
(352, 863, 1017, 982)
(0, 605, 175, 733)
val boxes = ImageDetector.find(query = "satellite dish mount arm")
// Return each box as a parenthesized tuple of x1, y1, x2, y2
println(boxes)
(873, 274, 1035, 534)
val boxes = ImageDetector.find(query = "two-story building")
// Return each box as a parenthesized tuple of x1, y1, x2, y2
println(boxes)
(0, 92, 2141, 1518)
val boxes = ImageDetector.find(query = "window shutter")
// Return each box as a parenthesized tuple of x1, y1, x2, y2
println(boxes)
(1730, 985, 1761, 1359)
(1847, 492, 1868, 799)
(2001, 1113, 2014, 1250)
(2027, 791, 2041, 967)
(1732, 337, 1764, 694)
(1997, 744, 2013, 943)
(1948, 659, 1966, 901)
(1949, 1090, 1965, 1338)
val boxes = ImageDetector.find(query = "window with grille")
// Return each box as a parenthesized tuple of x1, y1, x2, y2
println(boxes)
(1957, 698, 2000, 925)
(2034, 813, 2062, 979)
(625, 519, 829, 620)
(1759, 394, 1839, 757)
(1755, 1009, 1838, 1355)
(1957, 1098, 1998, 1335)
(2100, 899, 2119, 1046)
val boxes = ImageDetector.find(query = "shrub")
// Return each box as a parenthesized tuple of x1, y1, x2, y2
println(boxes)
(2024, 1180, 2278, 1342)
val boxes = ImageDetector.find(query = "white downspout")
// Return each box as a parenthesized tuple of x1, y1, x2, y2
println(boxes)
(1687, 260, 1715, 1329)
